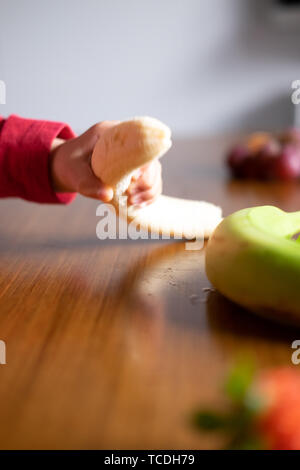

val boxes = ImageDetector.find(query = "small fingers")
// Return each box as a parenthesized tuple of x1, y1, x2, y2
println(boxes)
(128, 175, 162, 206)
(127, 160, 162, 196)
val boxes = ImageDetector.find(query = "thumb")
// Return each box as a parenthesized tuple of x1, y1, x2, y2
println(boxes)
(76, 121, 120, 155)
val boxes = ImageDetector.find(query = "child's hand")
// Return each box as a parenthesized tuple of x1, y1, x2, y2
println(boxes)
(50, 121, 162, 206)
(126, 160, 162, 207)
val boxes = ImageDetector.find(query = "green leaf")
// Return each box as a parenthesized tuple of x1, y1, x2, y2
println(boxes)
(224, 358, 256, 403)
(192, 410, 229, 431)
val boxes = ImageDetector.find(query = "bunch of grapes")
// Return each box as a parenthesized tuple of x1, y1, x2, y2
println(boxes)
(227, 129, 300, 180)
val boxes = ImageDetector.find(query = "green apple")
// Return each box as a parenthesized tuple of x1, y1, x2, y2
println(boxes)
(205, 206, 300, 325)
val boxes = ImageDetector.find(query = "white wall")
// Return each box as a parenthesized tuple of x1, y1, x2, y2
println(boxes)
(0, 0, 299, 136)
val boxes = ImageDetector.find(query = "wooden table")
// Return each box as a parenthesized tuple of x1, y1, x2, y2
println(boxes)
(0, 136, 298, 449)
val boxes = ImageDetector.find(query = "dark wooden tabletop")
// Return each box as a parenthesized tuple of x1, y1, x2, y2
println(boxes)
(0, 135, 298, 449)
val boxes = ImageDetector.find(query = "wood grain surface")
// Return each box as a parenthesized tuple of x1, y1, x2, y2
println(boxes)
(0, 135, 298, 449)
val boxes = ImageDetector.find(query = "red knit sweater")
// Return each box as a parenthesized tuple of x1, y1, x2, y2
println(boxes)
(0, 115, 76, 204)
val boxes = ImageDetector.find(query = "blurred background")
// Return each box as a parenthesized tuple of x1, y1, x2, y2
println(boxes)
(0, 0, 300, 136)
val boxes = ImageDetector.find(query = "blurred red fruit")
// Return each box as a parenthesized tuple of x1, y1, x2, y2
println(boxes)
(226, 145, 250, 177)
(227, 133, 300, 181)
(256, 368, 300, 450)
(193, 364, 300, 450)
(255, 139, 281, 180)
(273, 144, 300, 180)
(238, 156, 259, 179)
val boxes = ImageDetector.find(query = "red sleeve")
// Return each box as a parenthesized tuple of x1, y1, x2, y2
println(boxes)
(0, 114, 77, 204)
